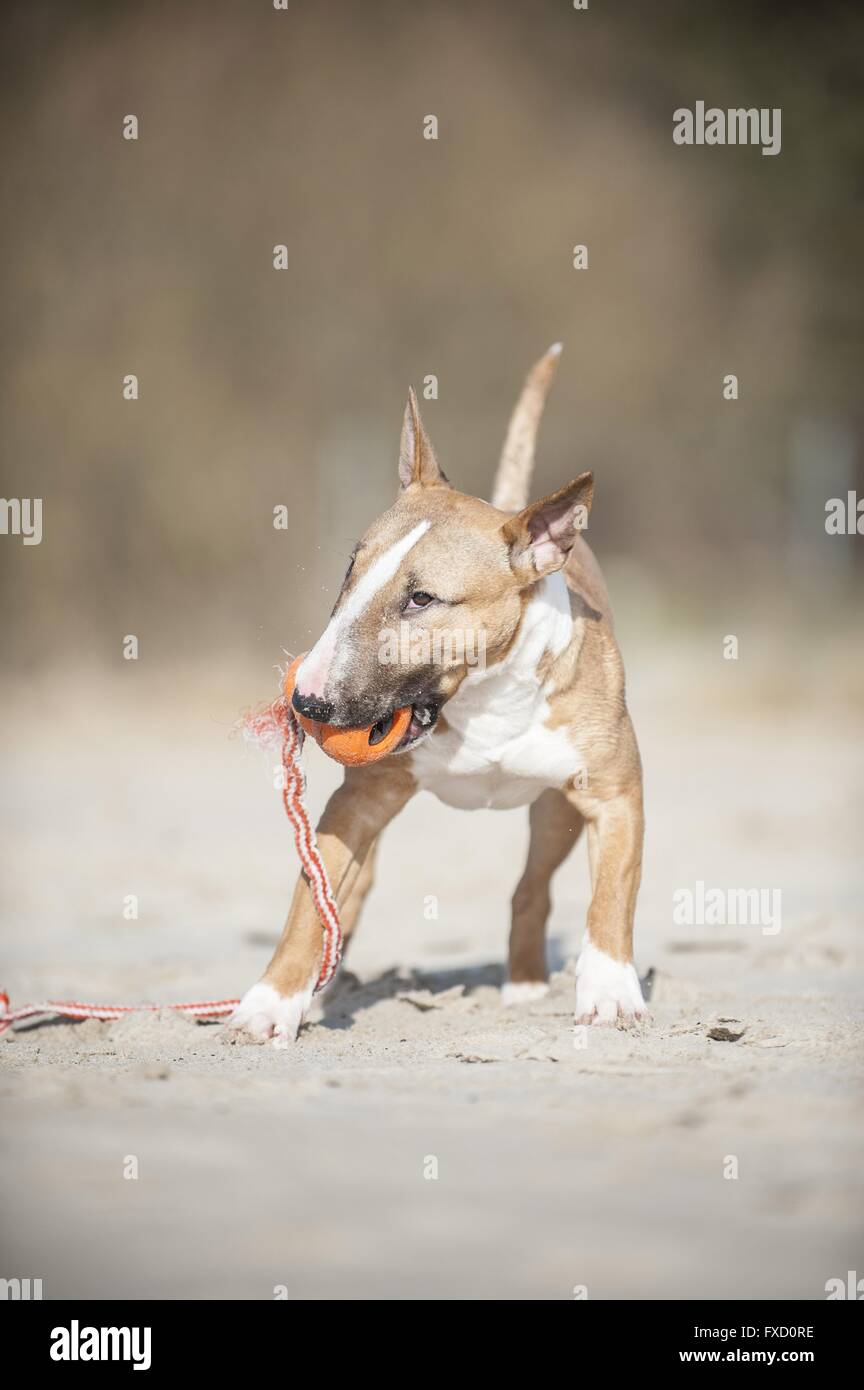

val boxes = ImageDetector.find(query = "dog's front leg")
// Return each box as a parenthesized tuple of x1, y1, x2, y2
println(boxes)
(227, 761, 415, 1046)
(573, 785, 647, 1027)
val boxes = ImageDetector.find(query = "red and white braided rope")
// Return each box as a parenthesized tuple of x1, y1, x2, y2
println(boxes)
(0, 991, 237, 1033)
(272, 697, 342, 991)
(0, 697, 341, 1036)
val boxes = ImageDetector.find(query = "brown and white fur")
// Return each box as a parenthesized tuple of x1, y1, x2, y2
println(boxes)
(228, 346, 646, 1047)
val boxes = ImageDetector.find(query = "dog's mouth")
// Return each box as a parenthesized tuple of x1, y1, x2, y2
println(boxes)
(320, 692, 443, 753)
(393, 700, 441, 752)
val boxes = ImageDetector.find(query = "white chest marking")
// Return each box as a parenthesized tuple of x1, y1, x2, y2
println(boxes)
(412, 573, 583, 810)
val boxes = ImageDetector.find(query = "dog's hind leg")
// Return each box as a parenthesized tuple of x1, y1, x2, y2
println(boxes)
(503, 788, 585, 1004)
(227, 761, 415, 1046)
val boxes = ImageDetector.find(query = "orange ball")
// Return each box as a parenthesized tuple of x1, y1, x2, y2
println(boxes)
(282, 654, 412, 766)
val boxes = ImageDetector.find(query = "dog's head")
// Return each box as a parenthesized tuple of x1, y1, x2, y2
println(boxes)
(292, 390, 592, 750)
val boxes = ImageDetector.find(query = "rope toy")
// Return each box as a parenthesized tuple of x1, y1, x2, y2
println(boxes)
(282, 653, 411, 765)
(0, 679, 376, 1036)
(0, 990, 237, 1033)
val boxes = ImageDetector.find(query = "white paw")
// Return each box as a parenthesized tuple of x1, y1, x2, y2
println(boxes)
(225, 980, 313, 1049)
(574, 942, 647, 1027)
(501, 980, 549, 1007)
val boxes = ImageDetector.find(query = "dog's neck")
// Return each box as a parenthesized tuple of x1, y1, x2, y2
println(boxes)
(445, 571, 573, 730)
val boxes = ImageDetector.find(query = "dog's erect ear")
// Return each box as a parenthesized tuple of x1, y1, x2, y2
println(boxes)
(398, 388, 451, 490)
(502, 472, 594, 582)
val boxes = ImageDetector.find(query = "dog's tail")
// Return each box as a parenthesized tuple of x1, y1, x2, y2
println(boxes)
(490, 343, 562, 512)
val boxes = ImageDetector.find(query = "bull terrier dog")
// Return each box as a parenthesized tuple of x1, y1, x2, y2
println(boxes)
(229, 345, 647, 1045)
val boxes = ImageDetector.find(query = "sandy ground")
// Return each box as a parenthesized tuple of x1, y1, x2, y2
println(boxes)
(1, 637, 862, 1300)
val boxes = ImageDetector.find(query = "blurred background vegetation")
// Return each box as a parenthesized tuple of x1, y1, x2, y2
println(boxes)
(1, 0, 862, 675)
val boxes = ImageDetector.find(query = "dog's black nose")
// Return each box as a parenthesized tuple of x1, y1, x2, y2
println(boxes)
(292, 688, 333, 723)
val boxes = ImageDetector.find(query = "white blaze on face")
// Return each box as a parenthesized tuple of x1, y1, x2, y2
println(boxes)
(296, 520, 431, 698)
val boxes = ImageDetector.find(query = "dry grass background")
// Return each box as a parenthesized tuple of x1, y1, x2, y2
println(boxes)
(1, 0, 862, 675)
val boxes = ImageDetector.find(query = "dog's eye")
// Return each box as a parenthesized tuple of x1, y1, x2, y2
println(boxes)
(406, 591, 435, 610)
